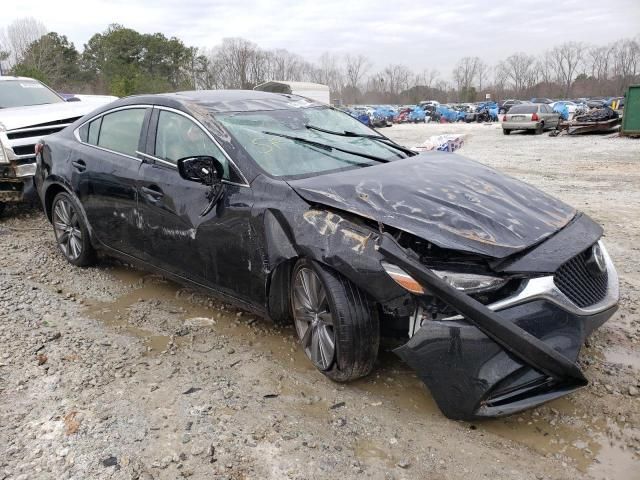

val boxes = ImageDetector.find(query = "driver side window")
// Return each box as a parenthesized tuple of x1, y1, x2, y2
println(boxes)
(154, 110, 231, 179)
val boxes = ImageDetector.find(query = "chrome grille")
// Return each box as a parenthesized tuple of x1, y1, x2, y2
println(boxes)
(554, 247, 608, 308)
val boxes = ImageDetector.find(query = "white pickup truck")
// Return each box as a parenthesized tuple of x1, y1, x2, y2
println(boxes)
(0, 76, 116, 214)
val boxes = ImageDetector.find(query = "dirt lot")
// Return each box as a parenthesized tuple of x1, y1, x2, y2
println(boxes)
(1, 123, 638, 480)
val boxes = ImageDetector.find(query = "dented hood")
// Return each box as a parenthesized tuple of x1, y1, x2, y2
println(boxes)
(288, 152, 576, 258)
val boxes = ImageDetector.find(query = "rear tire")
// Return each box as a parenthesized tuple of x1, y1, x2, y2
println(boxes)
(535, 123, 544, 135)
(0, 202, 5, 217)
(51, 192, 96, 267)
(503, 129, 511, 135)
(290, 259, 379, 382)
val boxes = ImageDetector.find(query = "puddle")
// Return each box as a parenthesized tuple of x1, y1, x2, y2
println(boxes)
(603, 347, 640, 370)
(355, 440, 395, 468)
(83, 263, 638, 476)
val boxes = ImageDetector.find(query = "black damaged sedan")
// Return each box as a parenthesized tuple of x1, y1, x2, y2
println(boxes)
(34, 90, 619, 420)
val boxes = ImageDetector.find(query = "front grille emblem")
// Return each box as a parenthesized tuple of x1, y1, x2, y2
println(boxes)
(587, 244, 607, 275)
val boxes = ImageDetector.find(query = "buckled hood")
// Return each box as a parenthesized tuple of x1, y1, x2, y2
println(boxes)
(288, 152, 576, 258)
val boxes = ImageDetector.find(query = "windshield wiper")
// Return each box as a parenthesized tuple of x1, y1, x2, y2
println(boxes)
(262, 131, 390, 163)
(305, 124, 416, 157)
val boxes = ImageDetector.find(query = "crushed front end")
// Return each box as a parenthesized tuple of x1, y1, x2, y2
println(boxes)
(378, 214, 619, 420)
(0, 126, 40, 207)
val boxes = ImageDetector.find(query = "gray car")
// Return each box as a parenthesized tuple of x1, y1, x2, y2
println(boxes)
(502, 104, 560, 135)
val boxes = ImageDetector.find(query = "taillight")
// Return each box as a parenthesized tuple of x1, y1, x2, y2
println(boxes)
(531, 112, 539, 121)
(502, 115, 507, 122)
(34, 143, 44, 156)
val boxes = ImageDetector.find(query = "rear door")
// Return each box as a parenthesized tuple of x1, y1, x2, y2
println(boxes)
(73, 106, 151, 258)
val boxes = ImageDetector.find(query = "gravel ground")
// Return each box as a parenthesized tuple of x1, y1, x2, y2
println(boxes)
(0, 122, 638, 480)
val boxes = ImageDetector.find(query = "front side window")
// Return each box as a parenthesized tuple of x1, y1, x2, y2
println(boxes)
(216, 107, 405, 178)
(97, 108, 146, 157)
(154, 110, 233, 180)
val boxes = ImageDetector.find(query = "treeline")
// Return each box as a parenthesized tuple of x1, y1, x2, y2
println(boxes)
(1, 18, 638, 103)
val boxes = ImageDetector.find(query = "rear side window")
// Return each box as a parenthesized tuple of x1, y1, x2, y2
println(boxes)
(88, 117, 102, 144)
(97, 109, 146, 157)
(509, 105, 538, 114)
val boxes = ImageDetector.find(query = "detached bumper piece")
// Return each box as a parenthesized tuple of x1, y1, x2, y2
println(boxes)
(378, 234, 617, 420)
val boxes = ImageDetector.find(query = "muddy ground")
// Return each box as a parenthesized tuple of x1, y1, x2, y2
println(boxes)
(0, 123, 638, 480)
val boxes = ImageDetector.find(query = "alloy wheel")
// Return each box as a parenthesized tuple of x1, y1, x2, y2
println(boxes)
(292, 267, 336, 371)
(53, 198, 83, 261)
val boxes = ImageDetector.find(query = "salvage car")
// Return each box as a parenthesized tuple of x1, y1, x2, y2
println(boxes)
(35, 90, 619, 420)
(0, 75, 115, 215)
(502, 103, 560, 134)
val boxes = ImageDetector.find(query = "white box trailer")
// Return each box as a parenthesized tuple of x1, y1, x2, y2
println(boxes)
(253, 81, 330, 104)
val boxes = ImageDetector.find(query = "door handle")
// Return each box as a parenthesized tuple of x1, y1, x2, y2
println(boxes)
(71, 159, 86, 172)
(141, 185, 164, 201)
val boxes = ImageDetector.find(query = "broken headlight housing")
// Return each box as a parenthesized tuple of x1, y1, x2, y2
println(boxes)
(431, 270, 507, 294)
(382, 262, 507, 295)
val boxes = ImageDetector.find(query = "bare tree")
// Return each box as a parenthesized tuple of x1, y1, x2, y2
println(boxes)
(588, 44, 613, 81)
(209, 38, 265, 89)
(550, 42, 586, 97)
(1, 17, 46, 67)
(476, 60, 489, 93)
(343, 53, 370, 89)
(418, 68, 439, 89)
(498, 53, 537, 95)
(611, 38, 640, 92)
(452, 56, 480, 94)
(310, 52, 344, 92)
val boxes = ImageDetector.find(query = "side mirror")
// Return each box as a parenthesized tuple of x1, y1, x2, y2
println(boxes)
(177, 156, 224, 186)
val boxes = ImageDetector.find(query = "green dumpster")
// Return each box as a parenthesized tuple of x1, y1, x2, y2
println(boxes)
(622, 85, 640, 137)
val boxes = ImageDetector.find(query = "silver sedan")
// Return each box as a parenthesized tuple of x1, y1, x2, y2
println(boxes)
(501, 104, 560, 135)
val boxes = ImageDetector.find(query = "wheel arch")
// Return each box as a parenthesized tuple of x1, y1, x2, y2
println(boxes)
(44, 183, 97, 248)
(44, 183, 71, 222)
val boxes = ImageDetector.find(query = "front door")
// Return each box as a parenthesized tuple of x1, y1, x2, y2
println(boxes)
(137, 108, 260, 302)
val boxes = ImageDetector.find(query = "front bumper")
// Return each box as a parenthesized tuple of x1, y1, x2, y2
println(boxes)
(378, 235, 619, 420)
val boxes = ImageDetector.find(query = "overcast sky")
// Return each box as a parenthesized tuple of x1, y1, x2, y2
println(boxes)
(3, 0, 640, 76)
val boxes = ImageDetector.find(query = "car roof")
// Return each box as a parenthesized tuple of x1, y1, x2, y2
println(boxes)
(104, 89, 327, 113)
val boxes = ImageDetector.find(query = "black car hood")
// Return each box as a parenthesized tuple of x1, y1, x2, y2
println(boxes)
(288, 152, 576, 258)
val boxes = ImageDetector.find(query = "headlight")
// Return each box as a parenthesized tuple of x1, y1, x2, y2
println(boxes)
(432, 270, 507, 294)
(382, 262, 506, 295)
(381, 262, 425, 294)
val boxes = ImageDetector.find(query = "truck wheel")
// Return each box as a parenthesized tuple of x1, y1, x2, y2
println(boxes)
(290, 259, 379, 382)
(503, 129, 511, 135)
(51, 192, 96, 267)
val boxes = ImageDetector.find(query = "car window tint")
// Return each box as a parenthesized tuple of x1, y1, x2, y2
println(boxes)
(97, 109, 146, 157)
(155, 110, 231, 179)
(88, 117, 102, 145)
(78, 123, 89, 142)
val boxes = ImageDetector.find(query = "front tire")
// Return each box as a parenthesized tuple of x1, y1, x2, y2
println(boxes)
(51, 192, 96, 267)
(291, 259, 379, 382)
